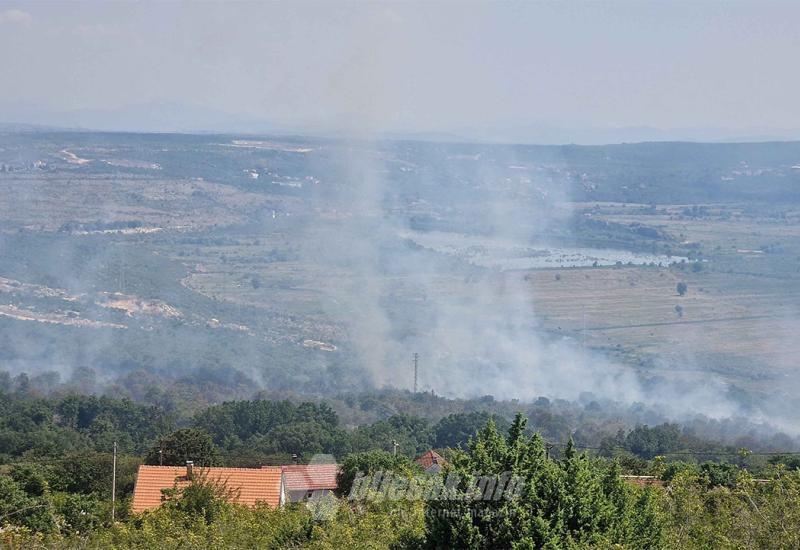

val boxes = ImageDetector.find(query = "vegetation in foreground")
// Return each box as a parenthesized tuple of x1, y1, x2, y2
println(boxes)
(1, 381, 799, 548)
(1, 424, 798, 549)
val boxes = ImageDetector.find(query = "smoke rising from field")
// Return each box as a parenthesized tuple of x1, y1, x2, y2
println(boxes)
(0, 132, 796, 440)
(297, 139, 749, 424)
(280, 14, 761, 424)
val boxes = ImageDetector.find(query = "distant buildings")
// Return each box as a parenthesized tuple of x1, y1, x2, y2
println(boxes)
(415, 450, 447, 474)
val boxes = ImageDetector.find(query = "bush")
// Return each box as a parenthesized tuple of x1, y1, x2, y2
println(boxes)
(163, 472, 240, 524)
(337, 451, 416, 496)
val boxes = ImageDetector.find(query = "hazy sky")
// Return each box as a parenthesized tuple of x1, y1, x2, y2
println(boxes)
(2, 1, 799, 137)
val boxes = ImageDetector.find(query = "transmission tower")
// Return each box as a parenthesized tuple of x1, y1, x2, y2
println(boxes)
(413, 353, 419, 393)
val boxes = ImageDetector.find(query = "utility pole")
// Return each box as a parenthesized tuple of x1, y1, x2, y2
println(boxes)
(111, 441, 117, 523)
(392, 439, 399, 456)
(412, 353, 418, 394)
(159, 448, 163, 466)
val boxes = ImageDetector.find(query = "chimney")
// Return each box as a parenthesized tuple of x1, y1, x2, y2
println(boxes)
(292, 453, 299, 465)
(186, 460, 194, 480)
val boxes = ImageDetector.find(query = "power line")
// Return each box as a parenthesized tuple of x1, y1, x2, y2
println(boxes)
(16, 446, 800, 471)
(0, 503, 47, 522)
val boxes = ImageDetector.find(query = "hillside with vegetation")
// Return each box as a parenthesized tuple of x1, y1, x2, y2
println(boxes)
(2, 133, 800, 415)
(2, 131, 800, 546)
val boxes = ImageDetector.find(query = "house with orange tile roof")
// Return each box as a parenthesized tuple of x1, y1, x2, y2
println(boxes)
(415, 450, 447, 473)
(275, 463, 340, 502)
(131, 462, 285, 513)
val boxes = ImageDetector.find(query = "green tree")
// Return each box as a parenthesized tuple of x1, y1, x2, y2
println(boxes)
(433, 411, 501, 449)
(0, 475, 55, 533)
(423, 414, 665, 548)
(146, 428, 220, 466)
(676, 282, 688, 296)
(52, 492, 106, 535)
(337, 450, 416, 496)
(624, 424, 681, 459)
(9, 463, 52, 496)
(659, 469, 800, 548)
(349, 414, 434, 456)
(164, 471, 240, 524)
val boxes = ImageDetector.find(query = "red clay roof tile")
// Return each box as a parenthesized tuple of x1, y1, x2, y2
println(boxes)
(278, 464, 339, 491)
(131, 465, 283, 513)
(415, 450, 447, 470)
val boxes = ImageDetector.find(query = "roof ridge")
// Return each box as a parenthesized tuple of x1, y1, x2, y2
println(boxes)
(280, 464, 339, 468)
(138, 465, 282, 472)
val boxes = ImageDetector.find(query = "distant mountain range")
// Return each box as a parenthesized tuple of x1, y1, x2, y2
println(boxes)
(1, 101, 798, 145)
(0, 101, 282, 135)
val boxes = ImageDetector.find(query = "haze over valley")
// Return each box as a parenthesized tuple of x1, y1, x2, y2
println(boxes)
(1, 132, 799, 440)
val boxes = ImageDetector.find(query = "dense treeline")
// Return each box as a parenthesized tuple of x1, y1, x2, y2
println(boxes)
(4, 388, 795, 476)
(1, 406, 798, 548)
(2, 385, 798, 473)
(5, 366, 797, 455)
(0, 390, 508, 468)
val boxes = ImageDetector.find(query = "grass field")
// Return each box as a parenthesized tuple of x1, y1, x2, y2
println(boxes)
(527, 265, 799, 390)
(524, 202, 800, 397)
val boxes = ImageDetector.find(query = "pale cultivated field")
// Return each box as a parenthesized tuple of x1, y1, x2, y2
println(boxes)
(537, 201, 800, 388)
(171, 239, 346, 345)
(578, 202, 800, 250)
(527, 266, 800, 389)
(0, 174, 274, 232)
